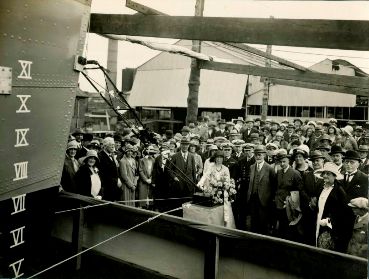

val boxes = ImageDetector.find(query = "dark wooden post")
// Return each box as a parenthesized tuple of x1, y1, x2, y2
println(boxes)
(204, 235, 219, 279)
(186, 0, 205, 125)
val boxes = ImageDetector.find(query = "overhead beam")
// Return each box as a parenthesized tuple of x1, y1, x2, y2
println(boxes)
(199, 61, 369, 91)
(225, 43, 311, 72)
(89, 14, 369, 50)
(270, 79, 367, 96)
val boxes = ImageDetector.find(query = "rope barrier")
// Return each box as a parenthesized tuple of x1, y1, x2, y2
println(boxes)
(26, 199, 206, 279)
(54, 196, 193, 214)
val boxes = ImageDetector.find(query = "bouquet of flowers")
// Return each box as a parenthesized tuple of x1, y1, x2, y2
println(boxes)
(202, 172, 237, 205)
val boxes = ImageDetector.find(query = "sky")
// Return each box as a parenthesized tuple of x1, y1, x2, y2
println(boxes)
(79, 0, 369, 92)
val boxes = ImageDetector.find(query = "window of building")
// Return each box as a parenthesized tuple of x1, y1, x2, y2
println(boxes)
(327, 107, 335, 118)
(158, 110, 171, 120)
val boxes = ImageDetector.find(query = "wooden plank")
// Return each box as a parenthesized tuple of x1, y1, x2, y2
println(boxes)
(225, 43, 311, 72)
(270, 78, 368, 96)
(89, 14, 369, 50)
(204, 236, 219, 279)
(199, 61, 369, 90)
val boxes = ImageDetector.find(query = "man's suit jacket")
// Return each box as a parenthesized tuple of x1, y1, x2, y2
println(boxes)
(342, 170, 368, 201)
(168, 152, 197, 197)
(275, 167, 303, 209)
(214, 129, 228, 138)
(247, 162, 276, 207)
(152, 155, 170, 199)
(359, 158, 369, 175)
(98, 150, 120, 201)
(241, 127, 258, 143)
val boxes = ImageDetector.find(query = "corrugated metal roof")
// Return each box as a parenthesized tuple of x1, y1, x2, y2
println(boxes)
(129, 69, 247, 109)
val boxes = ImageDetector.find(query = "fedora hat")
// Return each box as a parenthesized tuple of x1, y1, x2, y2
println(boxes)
(232, 139, 245, 146)
(214, 136, 227, 143)
(275, 149, 289, 161)
(180, 137, 191, 145)
(316, 144, 330, 152)
(245, 117, 254, 123)
(235, 117, 244, 123)
(221, 142, 233, 150)
(344, 150, 361, 161)
(243, 143, 255, 150)
(329, 145, 345, 155)
(309, 150, 325, 160)
(319, 134, 333, 144)
(314, 162, 343, 180)
(254, 145, 266, 154)
(82, 150, 99, 163)
(218, 119, 226, 125)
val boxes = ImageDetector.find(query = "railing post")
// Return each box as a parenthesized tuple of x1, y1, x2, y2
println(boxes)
(204, 235, 219, 279)
(71, 206, 84, 270)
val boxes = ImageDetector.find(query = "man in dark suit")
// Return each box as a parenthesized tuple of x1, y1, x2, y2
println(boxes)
(168, 137, 197, 211)
(342, 150, 368, 200)
(358, 145, 369, 174)
(247, 145, 276, 235)
(300, 150, 325, 245)
(214, 119, 228, 137)
(98, 137, 121, 201)
(275, 150, 303, 241)
(221, 142, 237, 179)
(152, 143, 171, 212)
(234, 143, 256, 230)
(241, 118, 258, 143)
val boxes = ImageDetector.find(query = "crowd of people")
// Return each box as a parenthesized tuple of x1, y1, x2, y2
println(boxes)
(60, 116, 369, 258)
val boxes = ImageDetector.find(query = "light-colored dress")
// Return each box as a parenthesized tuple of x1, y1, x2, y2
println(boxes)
(198, 163, 236, 229)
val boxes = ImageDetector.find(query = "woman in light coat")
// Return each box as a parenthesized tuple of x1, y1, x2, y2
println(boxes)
(119, 144, 138, 207)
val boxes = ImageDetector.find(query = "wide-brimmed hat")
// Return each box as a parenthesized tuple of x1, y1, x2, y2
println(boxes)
(235, 117, 244, 123)
(341, 125, 353, 136)
(232, 139, 245, 146)
(208, 144, 218, 151)
(67, 140, 79, 150)
(226, 121, 235, 126)
(243, 143, 255, 150)
(266, 142, 278, 150)
(214, 136, 227, 143)
(307, 121, 317, 127)
(314, 162, 343, 180)
(82, 150, 99, 163)
(221, 142, 233, 150)
(319, 134, 333, 144)
(245, 117, 254, 123)
(292, 145, 310, 158)
(254, 145, 266, 154)
(358, 145, 369, 153)
(328, 118, 337, 124)
(88, 139, 101, 148)
(275, 149, 289, 161)
(72, 128, 85, 136)
(181, 126, 190, 132)
(214, 150, 225, 158)
(348, 197, 368, 209)
(329, 145, 345, 155)
(124, 144, 134, 152)
(344, 150, 361, 161)
(293, 119, 303, 125)
(309, 150, 325, 160)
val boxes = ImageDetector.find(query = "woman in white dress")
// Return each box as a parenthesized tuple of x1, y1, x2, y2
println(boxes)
(197, 150, 236, 229)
